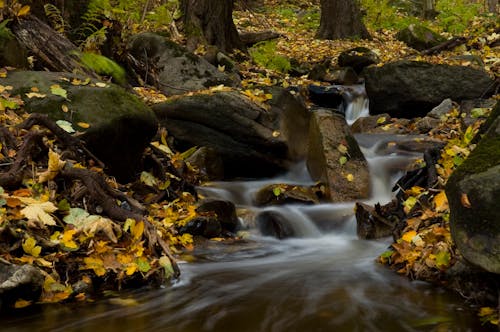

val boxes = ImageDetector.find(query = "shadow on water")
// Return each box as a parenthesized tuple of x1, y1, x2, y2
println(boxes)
(1, 85, 495, 332)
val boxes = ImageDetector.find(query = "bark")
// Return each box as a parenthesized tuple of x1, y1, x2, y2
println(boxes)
(316, 0, 370, 40)
(181, 0, 245, 52)
(487, 0, 498, 13)
(10, 15, 98, 76)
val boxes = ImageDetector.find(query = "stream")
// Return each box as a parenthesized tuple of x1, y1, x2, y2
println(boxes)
(2, 86, 495, 332)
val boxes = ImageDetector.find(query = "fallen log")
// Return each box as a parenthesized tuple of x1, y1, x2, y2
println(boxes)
(10, 15, 98, 76)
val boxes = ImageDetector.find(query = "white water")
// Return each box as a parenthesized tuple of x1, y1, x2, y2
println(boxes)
(2, 86, 490, 332)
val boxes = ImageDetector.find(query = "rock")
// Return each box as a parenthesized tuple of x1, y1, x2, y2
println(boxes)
(306, 109, 370, 202)
(0, 71, 158, 182)
(337, 47, 380, 73)
(307, 60, 359, 85)
(362, 60, 496, 118)
(0, 262, 44, 309)
(256, 210, 296, 239)
(254, 183, 322, 206)
(178, 216, 222, 238)
(396, 24, 446, 51)
(351, 114, 411, 135)
(153, 88, 309, 178)
(259, 86, 311, 160)
(446, 103, 500, 274)
(414, 116, 442, 133)
(308, 85, 344, 109)
(196, 199, 240, 233)
(186, 146, 225, 181)
(127, 33, 239, 96)
(0, 31, 28, 68)
(427, 98, 454, 119)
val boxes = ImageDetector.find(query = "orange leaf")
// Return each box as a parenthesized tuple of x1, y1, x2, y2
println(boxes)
(401, 230, 417, 243)
(460, 193, 471, 208)
(433, 191, 448, 212)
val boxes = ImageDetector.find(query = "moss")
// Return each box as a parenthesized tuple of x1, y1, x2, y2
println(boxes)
(451, 136, 500, 179)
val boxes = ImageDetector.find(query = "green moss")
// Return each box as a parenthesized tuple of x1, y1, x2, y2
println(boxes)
(249, 41, 291, 73)
(451, 136, 500, 178)
(73, 52, 126, 85)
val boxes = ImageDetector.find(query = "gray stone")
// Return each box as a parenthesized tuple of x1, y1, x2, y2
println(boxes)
(446, 103, 500, 274)
(128, 33, 239, 96)
(427, 98, 454, 119)
(362, 60, 496, 118)
(307, 109, 370, 202)
(396, 24, 446, 51)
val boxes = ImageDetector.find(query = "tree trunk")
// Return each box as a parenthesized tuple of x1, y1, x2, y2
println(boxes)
(316, 0, 370, 40)
(487, 0, 498, 13)
(181, 0, 245, 53)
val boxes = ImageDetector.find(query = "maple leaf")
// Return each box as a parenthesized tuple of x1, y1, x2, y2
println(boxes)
(64, 208, 121, 243)
(20, 201, 58, 226)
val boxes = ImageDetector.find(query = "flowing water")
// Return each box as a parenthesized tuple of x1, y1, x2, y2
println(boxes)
(2, 86, 495, 332)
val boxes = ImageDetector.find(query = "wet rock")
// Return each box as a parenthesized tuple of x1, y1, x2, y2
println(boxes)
(0, 71, 158, 182)
(337, 47, 380, 74)
(179, 216, 222, 239)
(254, 183, 322, 206)
(128, 33, 239, 95)
(256, 210, 296, 239)
(307, 109, 370, 202)
(414, 116, 442, 133)
(396, 24, 446, 51)
(446, 103, 500, 274)
(196, 199, 240, 233)
(362, 60, 496, 118)
(0, 262, 44, 309)
(186, 146, 225, 181)
(153, 88, 309, 179)
(307, 60, 359, 85)
(351, 114, 411, 135)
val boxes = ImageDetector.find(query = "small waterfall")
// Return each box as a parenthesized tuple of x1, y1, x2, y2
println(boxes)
(341, 84, 370, 125)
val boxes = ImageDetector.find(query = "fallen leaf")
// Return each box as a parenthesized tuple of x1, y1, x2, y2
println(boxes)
(21, 202, 58, 226)
(433, 191, 448, 212)
(77, 122, 90, 129)
(402, 230, 417, 243)
(56, 120, 75, 133)
(460, 193, 472, 208)
(50, 84, 68, 99)
(16, 5, 30, 17)
(14, 299, 32, 308)
(38, 149, 66, 183)
(22, 237, 41, 257)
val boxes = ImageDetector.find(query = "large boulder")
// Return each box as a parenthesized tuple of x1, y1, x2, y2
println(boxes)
(396, 24, 446, 51)
(362, 60, 496, 118)
(153, 88, 309, 179)
(0, 262, 44, 309)
(127, 33, 239, 96)
(446, 103, 500, 274)
(307, 109, 370, 202)
(0, 70, 158, 182)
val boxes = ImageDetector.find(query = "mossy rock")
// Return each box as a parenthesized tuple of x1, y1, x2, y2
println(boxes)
(0, 70, 158, 182)
(446, 105, 500, 274)
(396, 24, 446, 51)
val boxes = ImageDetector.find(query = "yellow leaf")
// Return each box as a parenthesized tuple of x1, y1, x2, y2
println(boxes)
(346, 173, 354, 182)
(0, 1, 4, 9)
(401, 230, 417, 243)
(131, 220, 144, 240)
(22, 237, 41, 257)
(60, 229, 79, 251)
(38, 149, 66, 183)
(16, 5, 31, 17)
(77, 122, 90, 129)
(25, 92, 46, 98)
(14, 299, 32, 308)
(433, 191, 448, 212)
(61, 104, 69, 113)
(82, 256, 106, 276)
